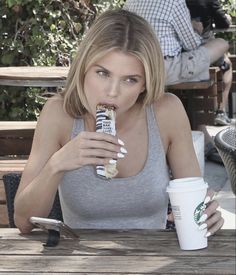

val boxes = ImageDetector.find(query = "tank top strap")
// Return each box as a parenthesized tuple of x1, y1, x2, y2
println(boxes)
(71, 117, 84, 139)
(146, 104, 163, 155)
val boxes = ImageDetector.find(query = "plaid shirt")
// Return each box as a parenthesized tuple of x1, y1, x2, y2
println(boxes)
(124, 0, 202, 57)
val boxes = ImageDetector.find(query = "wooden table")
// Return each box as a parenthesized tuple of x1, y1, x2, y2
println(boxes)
(0, 66, 69, 87)
(0, 228, 235, 274)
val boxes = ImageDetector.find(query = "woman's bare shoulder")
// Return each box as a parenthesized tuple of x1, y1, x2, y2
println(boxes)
(154, 92, 186, 120)
(40, 95, 72, 121)
(40, 95, 68, 119)
(153, 92, 191, 139)
(36, 95, 74, 144)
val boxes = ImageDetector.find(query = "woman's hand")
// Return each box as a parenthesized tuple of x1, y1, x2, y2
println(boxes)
(199, 189, 224, 237)
(51, 131, 127, 172)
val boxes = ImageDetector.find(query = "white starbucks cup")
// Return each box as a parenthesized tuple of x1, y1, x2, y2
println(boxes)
(166, 177, 208, 250)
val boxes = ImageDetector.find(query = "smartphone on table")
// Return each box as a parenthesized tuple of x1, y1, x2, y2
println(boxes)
(30, 216, 79, 245)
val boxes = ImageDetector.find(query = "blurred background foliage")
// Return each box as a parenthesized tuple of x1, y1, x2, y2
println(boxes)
(215, 0, 236, 49)
(0, 0, 125, 120)
(0, 0, 235, 121)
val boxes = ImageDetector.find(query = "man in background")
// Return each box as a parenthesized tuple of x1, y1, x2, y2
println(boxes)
(123, 0, 229, 87)
(186, 0, 232, 126)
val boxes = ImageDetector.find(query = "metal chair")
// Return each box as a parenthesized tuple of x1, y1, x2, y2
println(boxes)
(3, 173, 63, 227)
(214, 127, 236, 195)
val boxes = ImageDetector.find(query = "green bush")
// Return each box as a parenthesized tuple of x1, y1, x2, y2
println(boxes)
(220, 0, 236, 18)
(215, 0, 236, 53)
(0, 0, 125, 120)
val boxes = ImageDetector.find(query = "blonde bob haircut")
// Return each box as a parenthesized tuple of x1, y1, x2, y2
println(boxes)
(61, 9, 165, 118)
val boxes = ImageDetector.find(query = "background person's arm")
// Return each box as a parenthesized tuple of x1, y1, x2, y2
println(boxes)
(191, 19, 204, 35)
(173, 0, 202, 50)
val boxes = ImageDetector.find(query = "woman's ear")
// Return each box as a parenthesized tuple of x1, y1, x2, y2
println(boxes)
(140, 83, 146, 94)
(140, 88, 146, 94)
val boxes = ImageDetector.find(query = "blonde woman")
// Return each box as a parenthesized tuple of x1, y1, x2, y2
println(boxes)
(14, 10, 223, 235)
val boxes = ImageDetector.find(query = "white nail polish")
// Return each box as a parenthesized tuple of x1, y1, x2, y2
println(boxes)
(198, 223, 207, 230)
(118, 139, 125, 146)
(198, 214, 208, 223)
(117, 153, 125, 158)
(204, 196, 211, 204)
(120, 147, 127, 154)
(205, 231, 211, 238)
(109, 159, 117, 164)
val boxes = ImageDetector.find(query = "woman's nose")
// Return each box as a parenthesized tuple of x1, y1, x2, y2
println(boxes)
(106, 80, 120, 97)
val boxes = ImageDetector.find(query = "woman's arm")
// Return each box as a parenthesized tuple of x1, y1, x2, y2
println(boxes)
(155, 93, 224, 235)
(14, 96, 123, 233)
(155, 93, 201, 178)
(14, 97, 72, 233)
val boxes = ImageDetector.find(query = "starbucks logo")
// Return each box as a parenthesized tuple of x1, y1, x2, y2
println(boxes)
(194, 201, 206, 225)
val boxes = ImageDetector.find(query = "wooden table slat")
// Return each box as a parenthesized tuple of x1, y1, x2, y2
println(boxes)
(0, 228, 234, 240)
(0, 229, 235, 274)
(168, 80, 214, 90)
(0, 239, 235, 257)
(0, 66, 69, 87)
(0, 121, 37, 131)
(0, 66, 69, 80)
(0, 159, 28, 172)
(0, 255, 235, 274)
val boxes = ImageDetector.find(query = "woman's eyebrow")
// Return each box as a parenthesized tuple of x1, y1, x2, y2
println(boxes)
(94, 64, 143, 78)
(94, 64, 109, 71)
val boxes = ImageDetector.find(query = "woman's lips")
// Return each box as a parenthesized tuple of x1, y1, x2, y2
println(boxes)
(97, 103, 118, 110)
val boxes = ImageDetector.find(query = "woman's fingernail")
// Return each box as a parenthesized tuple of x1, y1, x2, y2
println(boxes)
(118, 139, 125, 146)
(204, 196, 211, 204)
(205, 231, 211, 238)
(117, 153, 125, 158)
(109, 159, 117, 164)
(198, 214, 208, 223)
(198, 223, 208, 230)
(120, 147, 127, 154)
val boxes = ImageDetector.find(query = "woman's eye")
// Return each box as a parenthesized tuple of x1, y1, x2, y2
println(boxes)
(125, 77, 138, 84)
(96, 70, 109, 77)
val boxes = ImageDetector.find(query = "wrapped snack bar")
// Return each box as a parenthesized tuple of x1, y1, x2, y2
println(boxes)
(96, 104, 118, 179)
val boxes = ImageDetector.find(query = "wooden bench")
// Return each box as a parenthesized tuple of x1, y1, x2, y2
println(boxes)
(167, 67, 223, 129)
(0, 121, 36, 227)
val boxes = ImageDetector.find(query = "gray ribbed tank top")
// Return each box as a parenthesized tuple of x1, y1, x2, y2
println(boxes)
(59, 105, 170, 229)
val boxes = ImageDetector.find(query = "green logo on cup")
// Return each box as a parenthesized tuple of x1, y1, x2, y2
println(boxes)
(194, 202, 206, 225)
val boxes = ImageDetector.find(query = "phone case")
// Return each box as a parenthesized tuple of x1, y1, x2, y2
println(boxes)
(30, 216, 79, 239)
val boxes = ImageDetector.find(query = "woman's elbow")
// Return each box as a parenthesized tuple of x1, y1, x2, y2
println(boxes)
(14, 214, 33, 234)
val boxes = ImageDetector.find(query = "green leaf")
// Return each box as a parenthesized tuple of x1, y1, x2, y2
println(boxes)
(6, 0, 16, 8)
(1, 53, 15, 65)
(50, 24, 56, 31)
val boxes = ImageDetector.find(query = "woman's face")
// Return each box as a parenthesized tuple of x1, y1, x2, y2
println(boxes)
(83, 50, 146, 118)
